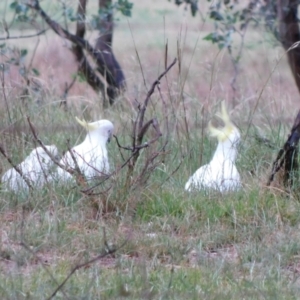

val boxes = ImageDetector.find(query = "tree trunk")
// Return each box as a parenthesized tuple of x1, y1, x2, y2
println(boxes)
(96, 0, 126, 105)
(26, 0, 125, 106)
(72, 0, 107, 101)
(272, 0, 300, 189)
(277, 0, 300, 92)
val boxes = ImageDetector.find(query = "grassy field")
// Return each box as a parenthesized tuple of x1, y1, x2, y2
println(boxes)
(1, 0, 300, 299)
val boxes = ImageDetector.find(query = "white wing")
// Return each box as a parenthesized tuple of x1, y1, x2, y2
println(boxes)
(54, 142, 109, 182)
(1, 167, 28, 191)
(185, 161, 241, 192)
(185, 164, 212, 191)
(1, 146, 58, 191)
(217, 161, 241, 192)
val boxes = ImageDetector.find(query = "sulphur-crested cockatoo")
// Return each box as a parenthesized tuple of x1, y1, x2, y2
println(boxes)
(185, 102, 241, 192)
(55, 117, 114, 182)
(1, 145, 59, 191)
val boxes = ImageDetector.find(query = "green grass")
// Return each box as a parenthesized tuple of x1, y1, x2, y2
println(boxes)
(1, 96, 299, 298)
(1, 0, 300, 299)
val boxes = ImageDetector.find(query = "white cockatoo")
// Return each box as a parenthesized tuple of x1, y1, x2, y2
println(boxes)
(54, 117, 114, 182)
(185, 102, 241, 192)
(1, 145, 59, 191)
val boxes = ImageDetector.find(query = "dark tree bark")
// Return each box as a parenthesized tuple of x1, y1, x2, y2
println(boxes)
(95, 0, 126, 105)
(267, 0, 300, 189)
(277, 0, 300, 92)
(268, 109, 300, 188)
(26, 0, 125, 106)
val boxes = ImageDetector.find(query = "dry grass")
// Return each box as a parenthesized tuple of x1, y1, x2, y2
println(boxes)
(0, 0, 300, 299)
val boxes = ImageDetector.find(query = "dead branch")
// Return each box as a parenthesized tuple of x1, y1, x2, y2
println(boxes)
(114, 119, 162, 152)
(81, 148, 139, 194)
(123, 58, 176, 189)
(157, 83, 170, 153)
(82, 58, 177, 194)
(0, 143, 33, 190)
(137, 58, 177, 139)
(20, 241, 70, 300)
(65, 140, 87, 186)
(46, 228, 127, 300)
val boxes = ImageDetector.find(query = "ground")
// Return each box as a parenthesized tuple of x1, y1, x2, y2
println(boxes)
(1, 0, 300, 299)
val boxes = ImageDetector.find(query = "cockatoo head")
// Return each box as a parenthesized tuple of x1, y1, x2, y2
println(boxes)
(208, 102, 240, 145)
(75, 117, 114, 143)
(30, 145, 59, 166)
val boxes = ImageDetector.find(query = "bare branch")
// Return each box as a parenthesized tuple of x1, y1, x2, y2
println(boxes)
(47, 228, 127, 300)
(83, 58, 177, 194)
(113, 135, 133, 151)
(114, 120, 162, 152)
(138, 58, 177, 135)
(0, 29, 47, 40)
(20, 242, 70, 300)
(65, 140, 87, 186)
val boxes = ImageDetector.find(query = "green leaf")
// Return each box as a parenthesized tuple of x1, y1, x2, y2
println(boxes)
(31, 68, 40, 76)
(9, 1, 17, 9)
(77, 72, 87, 82)
(203, 33, 214, 42)
(210, 10, 223, 21)
(116, 0, 133, 17)
(20, 49, 28, 57)
(190, 3, 198, 17)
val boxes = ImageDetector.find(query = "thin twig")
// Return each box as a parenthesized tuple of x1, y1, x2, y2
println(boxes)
(47, 228, 127, 300)
(65, 139, 86, 185)
(138, 58, 177, 139)
(20, 242, 70, 300)
(61, 75, 77, 106)
(0, 29, 48, 40)
(157, 84, 169, 153)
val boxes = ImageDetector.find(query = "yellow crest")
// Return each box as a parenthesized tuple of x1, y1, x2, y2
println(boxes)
(208, 101, 234, 142)
(75, 117, 98, 131)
